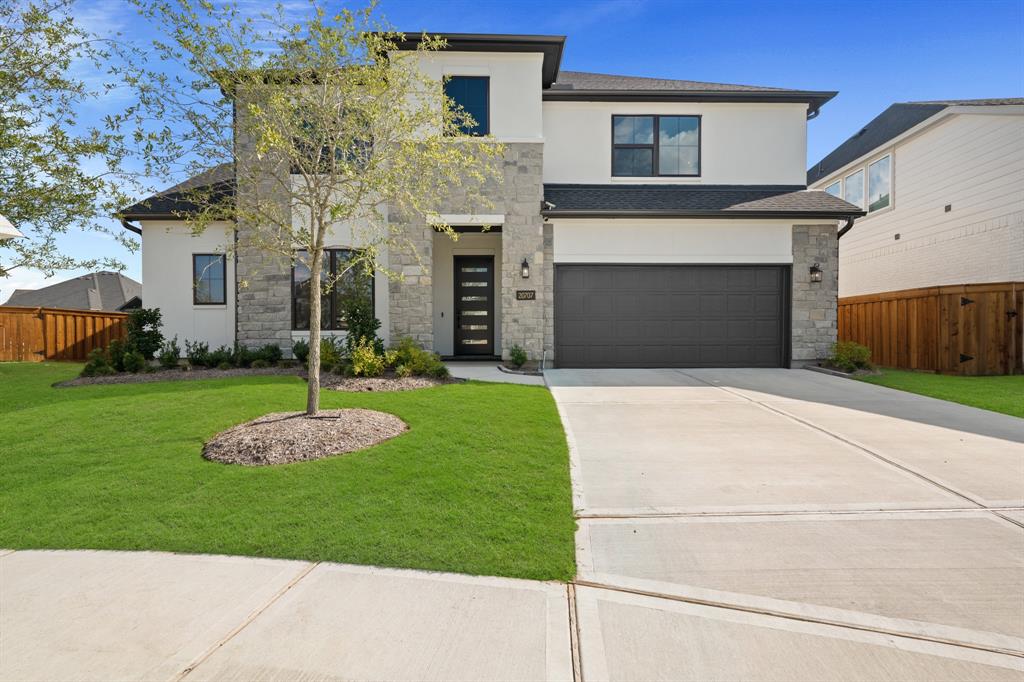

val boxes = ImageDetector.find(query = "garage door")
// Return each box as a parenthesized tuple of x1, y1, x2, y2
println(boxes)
(554, 264, 789, 368)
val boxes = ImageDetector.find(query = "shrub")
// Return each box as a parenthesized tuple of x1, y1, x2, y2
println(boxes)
(338, 283, 383, 355)
(158, 336, 181, 370)
(390, 336, 447, 378)
(350, 337, 390, 377)
(394, 364, 412, 378)
(122, 350, 147, 373)
(107, 338, 128, 372)
(216, 361, 233, 371)
(81, 348, 115, 377)
(251, 359, 270, 369)
(508, 344, 528, 369)
(231, 343, 258, 368)
(185, 339, 210, 367)
(255, 343, 283, 365)
(126, 308, 164, 359)
(292, 339, 309, 363)
(319, 337, 343, 372)
(424, 361, 449, 379)
(828, 341, 872, 373)
(208, 345, 233, 368)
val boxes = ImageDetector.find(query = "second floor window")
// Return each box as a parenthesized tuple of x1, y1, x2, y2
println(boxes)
(444, 76, 489, 136)
(612, 115, 701, 177)
(292, 249, 374, 331)
(193, 254, 226, 305)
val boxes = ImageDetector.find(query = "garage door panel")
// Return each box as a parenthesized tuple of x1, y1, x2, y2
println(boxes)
(555, 264, 788, 368)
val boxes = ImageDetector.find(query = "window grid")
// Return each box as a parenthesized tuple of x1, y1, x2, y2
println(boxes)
(612, 114, 701, 177)
(192, 254, 226, 305)
(444, 76, 490, 136)
(291, 249, 374, 331)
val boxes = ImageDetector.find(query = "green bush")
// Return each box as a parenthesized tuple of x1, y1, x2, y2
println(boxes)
(81, 348, 115, 377)
(292, 339, 309, 363)
(390, 336, 448, 378)
(423, 361, 450, 379)
(828, 341, 873, 373)
(216, 361, 233, 371)
(255, 343, 283, 365)
(185, 339, 210, 367)
(251, 359, 270, 369)
(350, 337, 390, 377)
(508, 344, 528, 369)
(319, 337, 343, 372)
(208, 345, 233, 368)
(231, 344, 258, 368)
(394, 363, 412, 378)
(338, 281, 383, 356)
(126, 308, 164, 359)
(122, 350, 147, 373)
(107, 338, 128, 372)
(158, 336, 181, 370)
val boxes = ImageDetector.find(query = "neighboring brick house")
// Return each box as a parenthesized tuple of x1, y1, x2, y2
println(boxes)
(807, 99, 1024, 298)
(120, 33, 863, 368)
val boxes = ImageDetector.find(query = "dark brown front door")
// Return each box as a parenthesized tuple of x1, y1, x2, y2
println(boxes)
(454, 255, 495, 356)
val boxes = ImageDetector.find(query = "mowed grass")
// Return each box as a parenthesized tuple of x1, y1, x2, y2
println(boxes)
(0, 363, 576, 581)
(859, 369, 1024, 419)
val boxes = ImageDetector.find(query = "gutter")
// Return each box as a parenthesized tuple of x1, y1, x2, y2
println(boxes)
(837, 215, 857, 239)
(120, 219, 142, 235)
(541, 209, 867, 220)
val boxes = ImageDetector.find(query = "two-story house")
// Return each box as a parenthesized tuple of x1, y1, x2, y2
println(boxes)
(120, 33, 863, 369)
(808, 99, 1024, 298)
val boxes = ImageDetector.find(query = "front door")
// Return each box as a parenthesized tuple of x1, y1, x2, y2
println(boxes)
(454, 255, 495, 356)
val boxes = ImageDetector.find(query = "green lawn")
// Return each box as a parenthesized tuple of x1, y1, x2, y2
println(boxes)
(858, 369, 1024, 419)
(0, 363, 576, 581)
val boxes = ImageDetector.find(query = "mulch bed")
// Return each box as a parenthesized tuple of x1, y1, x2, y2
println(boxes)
(202, 409, 408, 466)
(55, 366, 303, 387)
(322, 373, 458, 392)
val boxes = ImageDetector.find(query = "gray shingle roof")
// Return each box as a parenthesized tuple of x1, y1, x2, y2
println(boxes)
(550, 71, 789, 93)
(119, 163, 234, 220)
(543, 184, 864, 218)
(2, 271, 142, 311)
(807, 98, 1024, 184)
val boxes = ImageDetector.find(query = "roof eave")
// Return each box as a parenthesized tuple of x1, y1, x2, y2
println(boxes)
(393, 33, 566, 88)
(543, 89, 837, 110)
(542, 209, 866, 219)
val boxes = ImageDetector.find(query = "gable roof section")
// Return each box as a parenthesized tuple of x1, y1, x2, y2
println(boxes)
(545, 70, 836, 115)
(543, 184, 864, 219)
(2, 271, 142, 311)
(393, 33, 566, 88)
(119, 163, 235, 222)
(807, 98, 1024, 185)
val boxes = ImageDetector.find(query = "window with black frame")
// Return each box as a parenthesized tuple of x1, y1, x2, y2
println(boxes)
(193, 254, 226, 305)
(291, 249, 373, 331)
(444, 76, 489, 136)
(612, 115, 700, 177)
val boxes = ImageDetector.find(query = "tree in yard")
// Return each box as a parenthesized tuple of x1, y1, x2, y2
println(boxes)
(119, 1, 503, 414)
(0, 0, 134, 279)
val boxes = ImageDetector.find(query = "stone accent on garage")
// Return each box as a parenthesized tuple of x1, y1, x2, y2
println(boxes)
(791, 223, 839, 365)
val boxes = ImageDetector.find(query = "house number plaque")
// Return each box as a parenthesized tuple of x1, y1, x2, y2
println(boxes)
(516, 290, 536, 301)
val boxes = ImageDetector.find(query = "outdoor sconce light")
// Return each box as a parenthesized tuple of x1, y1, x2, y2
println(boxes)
(809, 263, 823, 283)
(521, 258, 530, 279)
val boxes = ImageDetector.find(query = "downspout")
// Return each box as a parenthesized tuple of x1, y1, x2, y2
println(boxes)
(120, 219, 142, 235)
(837, 215, 856, 239)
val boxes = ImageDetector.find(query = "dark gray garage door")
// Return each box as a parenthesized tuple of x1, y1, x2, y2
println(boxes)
(554, 264, 790, 368)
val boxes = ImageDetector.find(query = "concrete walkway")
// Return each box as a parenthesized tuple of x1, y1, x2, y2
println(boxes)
(445, 361, 545, 385)
(1, 549, 572, 682)
(548, 367, 1024, 680)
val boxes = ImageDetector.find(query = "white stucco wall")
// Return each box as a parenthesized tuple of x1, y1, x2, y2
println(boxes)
(552, 219, 800, 264)
(140, 220, 235, 349)
(411, 51, 543, 141)
(810, 110, 1024, 296)
(542, 102, 808, 185)
(431, 230, 502, 356)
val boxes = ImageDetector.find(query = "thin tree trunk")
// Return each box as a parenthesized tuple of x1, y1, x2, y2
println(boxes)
(306, 248, 322, 416)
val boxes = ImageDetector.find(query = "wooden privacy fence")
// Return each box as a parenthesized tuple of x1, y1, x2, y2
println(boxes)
(838, 282, 1023, 376)
(0, 306, 128, 362)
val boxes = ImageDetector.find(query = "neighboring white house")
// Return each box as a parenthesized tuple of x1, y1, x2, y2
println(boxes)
(120, 33, 863, 368)
(807, 99, 1024, 297)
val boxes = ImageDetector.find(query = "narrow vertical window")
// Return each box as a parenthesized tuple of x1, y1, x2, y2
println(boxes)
(824, 180, 841, 197)
(868, 155, 891, 212)
(444, 76, 489, 136)
(192, 254, 226, 305)
(844, 168, 865, 209)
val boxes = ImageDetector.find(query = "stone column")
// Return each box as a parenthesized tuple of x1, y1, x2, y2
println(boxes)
(791, 223, 839, 365)
(387, 218, 434, 347)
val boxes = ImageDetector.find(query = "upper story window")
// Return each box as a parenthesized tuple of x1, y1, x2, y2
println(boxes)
(444, 76, 489, 136)
(824, 180, 841, 197)
(868, 155, 891, 212)
(292, 249, 374, 331)
(193, 254, 226, 305)
(612, 115, 700, 177)
(844, 168, 864, 209)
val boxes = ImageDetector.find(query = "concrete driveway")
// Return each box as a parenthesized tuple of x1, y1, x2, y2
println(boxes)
(548, 368, 1024, 681)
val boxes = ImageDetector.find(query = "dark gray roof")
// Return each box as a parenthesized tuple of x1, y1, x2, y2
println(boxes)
(2, 271, 141, 311)
(119, 163, 234, 221)
(394, 33, 565, 88)
(808, 98, 1024, 184)
(545, 70, 836, 114)
(543, 184, 864, 218)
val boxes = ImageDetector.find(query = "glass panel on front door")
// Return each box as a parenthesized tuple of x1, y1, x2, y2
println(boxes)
(454, 255, 494, 355)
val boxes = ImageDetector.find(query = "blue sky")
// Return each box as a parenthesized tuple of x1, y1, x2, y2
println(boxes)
(4, 0, 1021, 300)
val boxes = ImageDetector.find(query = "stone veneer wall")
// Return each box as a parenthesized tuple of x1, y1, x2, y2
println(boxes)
(388, 142, 545, 360)
(791, 223, 839, 364)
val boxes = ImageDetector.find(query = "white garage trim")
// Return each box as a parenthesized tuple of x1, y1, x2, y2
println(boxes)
(552, 219, 794, 264)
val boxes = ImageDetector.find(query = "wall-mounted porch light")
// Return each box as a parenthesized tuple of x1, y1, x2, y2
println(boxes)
(809, 263, 823, 283)
(521, 258, 530, 279)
